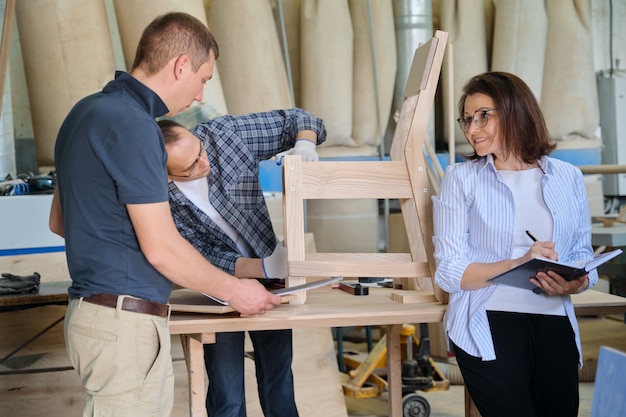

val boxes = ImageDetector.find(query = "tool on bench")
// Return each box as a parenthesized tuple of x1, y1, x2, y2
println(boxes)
(339, 282, 369, 296)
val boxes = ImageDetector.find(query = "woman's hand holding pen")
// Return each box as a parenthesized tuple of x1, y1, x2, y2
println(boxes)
(524, 230, 559, 261)
(523, 230, 587, 295)
(527, 241, 558, 261)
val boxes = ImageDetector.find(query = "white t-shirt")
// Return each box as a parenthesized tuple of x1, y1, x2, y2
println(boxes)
(174, 178, 253, 257)
(483, 168, 565, 316)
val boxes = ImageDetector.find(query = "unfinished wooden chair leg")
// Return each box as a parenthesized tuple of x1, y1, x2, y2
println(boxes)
(386, 324, 403, 417)
(180, 333, 216, 417)
(464, 385, 482, 417)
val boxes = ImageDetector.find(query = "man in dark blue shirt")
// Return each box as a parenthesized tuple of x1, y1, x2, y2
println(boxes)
(49, 12, 281, 416)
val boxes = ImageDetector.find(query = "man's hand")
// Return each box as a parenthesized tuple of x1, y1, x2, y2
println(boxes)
(262, 241, 288, 279)
(227, 279, 282, 315)
(274, 139, 318, 164)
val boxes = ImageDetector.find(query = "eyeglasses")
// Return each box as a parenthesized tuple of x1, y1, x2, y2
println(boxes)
(169, 140, 203, 178)
(457, 108, 496, 132)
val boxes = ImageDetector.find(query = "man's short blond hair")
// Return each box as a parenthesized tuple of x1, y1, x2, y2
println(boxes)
(132, 12, 219, 75)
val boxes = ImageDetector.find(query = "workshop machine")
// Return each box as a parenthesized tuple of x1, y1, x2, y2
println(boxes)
(340, 323, 449, 417)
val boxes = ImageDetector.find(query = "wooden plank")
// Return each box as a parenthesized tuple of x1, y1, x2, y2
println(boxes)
(386, 324, 402, 417)
(283, 154, 307, 303)
(344, 336, 386, 389)
(289, 260, 426, 278)
(395, 32, 448, 304)
(241, 303, 306, 318)
(186, 335, 206, 417)
(465, 386, 482, 417)
(169, 289, 447, 335)
(403, 36, 437, 98)
(305, 252, 415, 263)
(390, 290, 437, 304)
(573, 290, 626, 316)
(289, 253, 430, 278)
(299, 161, 413, 199)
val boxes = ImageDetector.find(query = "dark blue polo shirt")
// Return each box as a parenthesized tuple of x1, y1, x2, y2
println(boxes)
(55, 71, 173, 304)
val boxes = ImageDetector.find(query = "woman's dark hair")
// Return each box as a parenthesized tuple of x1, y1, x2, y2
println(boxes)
(458, 71, 556, 162)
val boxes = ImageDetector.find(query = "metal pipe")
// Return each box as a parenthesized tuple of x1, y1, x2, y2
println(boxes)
(366, 0, 384, 160)
(578, 165, 626, 175)
(276, 0, 295, 107)
(391, 0, 433, 125)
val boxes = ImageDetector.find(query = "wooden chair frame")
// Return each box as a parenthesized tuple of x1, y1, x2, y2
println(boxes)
(282, 31, 449, 305)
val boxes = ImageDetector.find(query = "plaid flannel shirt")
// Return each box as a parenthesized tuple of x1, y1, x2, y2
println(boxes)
(168, 109, 326, 275)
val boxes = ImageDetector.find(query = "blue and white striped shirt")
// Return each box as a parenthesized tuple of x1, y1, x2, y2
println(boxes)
(432, 155, 597, 364)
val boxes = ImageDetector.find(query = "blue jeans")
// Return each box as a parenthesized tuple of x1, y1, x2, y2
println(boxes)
(204, 329, 299, 417)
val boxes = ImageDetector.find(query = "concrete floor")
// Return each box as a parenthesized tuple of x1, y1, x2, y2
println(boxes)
(344, 378, 595, 417)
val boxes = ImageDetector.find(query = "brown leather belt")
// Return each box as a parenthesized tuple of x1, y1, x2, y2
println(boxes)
(83, 293, 169, 318)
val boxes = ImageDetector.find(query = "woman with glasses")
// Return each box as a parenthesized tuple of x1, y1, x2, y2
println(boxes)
(432, 71, 596, 417)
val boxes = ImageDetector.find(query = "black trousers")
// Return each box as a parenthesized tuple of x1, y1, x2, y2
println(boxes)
(452, 311, 579, 417)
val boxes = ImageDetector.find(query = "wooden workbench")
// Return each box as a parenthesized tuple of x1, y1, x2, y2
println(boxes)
(169, 287, 447, 417)
(0, 280, 69, 311)
(573, 288, 626, 317)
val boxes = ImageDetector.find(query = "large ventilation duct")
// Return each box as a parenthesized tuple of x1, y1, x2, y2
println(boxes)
(0, 70, 15, 178)
(387, 0, 433, 152)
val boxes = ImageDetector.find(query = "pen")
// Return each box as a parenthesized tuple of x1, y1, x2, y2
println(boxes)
(525, 230, 550, 293)
(525, 230, 538, 242)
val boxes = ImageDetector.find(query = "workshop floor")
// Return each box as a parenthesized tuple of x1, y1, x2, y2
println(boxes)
(344, 379, 596, 417)
(340, 315, 626, 417)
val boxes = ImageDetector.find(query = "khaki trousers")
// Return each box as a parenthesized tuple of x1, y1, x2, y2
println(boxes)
(65, 297, 174, 417)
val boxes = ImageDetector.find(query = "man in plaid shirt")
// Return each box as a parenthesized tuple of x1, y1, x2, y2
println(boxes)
(159, 108, 326, 417)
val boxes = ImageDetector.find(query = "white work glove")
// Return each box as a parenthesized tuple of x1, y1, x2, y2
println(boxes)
(274, 140, 319, 165)
(262, 241, 288, 279)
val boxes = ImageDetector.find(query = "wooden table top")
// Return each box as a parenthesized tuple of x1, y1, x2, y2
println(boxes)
(169, 287, 626, 335)
(2, 282, 624, 324)
(572, 289, 626, 316)
(169, 287, 447, 335)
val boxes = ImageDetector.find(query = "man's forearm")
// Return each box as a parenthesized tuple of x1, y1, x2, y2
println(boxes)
(234, 257, 265, 279)
(295, 129, 318, 144)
